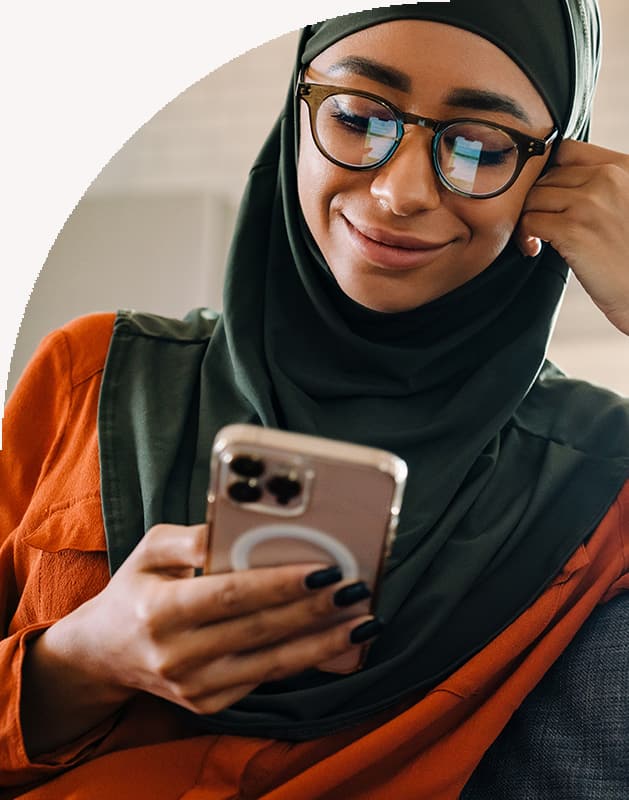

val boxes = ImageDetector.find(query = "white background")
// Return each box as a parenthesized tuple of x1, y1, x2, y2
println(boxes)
(1, 0, 440, 444)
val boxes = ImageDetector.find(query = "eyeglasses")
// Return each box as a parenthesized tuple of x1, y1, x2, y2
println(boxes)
(297, 80, 559, 200)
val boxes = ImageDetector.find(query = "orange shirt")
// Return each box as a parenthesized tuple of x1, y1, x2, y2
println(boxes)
(1, 314, 628, 799)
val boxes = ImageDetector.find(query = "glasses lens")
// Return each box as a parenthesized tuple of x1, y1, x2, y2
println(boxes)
(436, 123, 518, 196)
(315, 93, 398, 168)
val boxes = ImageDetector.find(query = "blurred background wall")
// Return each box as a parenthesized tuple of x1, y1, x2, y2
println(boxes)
(8, 0, 629, 397)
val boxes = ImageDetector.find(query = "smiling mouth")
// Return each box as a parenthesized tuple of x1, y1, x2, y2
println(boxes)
(343, 217, 453, 270)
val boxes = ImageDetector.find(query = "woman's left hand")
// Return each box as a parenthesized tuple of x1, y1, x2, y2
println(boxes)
(515, 140, 629, 335)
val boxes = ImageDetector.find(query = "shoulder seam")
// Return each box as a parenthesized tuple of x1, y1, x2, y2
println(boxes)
(59, 313, 115, 387)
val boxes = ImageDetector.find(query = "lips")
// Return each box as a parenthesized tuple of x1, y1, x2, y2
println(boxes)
(343, 216, 453, 271)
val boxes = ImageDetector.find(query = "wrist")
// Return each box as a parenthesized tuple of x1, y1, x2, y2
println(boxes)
(20, 616, 135, 758)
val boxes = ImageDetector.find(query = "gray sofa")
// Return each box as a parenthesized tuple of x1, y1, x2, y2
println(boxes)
(461, 593, 628, 799)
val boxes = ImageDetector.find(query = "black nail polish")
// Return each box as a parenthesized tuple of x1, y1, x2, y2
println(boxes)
(304, 565, 343, 589)
(333, 581, 371, 607)
(350, 618, 384, 644)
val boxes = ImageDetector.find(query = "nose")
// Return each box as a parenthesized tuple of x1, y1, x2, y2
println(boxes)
(369, 127, 441, 215)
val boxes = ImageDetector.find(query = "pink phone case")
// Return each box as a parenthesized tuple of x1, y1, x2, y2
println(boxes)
(204, 424, 407, 674)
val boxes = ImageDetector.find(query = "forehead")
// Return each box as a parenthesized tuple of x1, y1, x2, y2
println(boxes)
(307, 19, 552, 126)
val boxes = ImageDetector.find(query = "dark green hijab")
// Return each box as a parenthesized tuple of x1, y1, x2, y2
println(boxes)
(100, 0, 629, 739)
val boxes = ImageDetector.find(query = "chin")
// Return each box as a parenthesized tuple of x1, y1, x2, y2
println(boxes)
(336, 280, 425, 314)
(335, 269, 455, 313)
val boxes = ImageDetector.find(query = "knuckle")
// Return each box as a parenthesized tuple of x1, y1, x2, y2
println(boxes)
(262, 654, 293, 683)
(214, 574, 245, 611)
(593, 163, 627, 200)
(602, 161, 624, 183)
(240, 613, 270, 648)
(144, 644, 175, 680)
(143, 523, 168, 543)
(134, 524, 167, 562)
(305, 589, 336, 619)
(134, 594, 161, 631)
(240, 611, 285, 650)
(133, 593, 172, 644)
(275, 573, 306, 603)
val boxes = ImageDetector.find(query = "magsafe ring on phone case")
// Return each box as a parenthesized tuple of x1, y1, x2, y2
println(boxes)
(229, 524, 359, 580)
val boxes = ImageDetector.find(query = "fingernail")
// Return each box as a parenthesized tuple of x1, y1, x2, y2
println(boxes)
(333, 581, 371, 607)
(350, 618, 384, 644)
(528, 237, 542, 256)
(304, 566, 343, 589)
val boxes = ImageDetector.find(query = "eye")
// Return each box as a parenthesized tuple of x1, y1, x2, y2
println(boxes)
(477, 147, 514, 167)
(313, 93, 399, 168)
(329, 107, 371, 134)
(324, 95, 397, 136)
(441, 125, 517, 169)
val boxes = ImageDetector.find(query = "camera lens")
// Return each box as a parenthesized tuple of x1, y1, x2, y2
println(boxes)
(230, 454, 265, 478)
(266, 474, 302, 506)
(228, 480, 263, 503)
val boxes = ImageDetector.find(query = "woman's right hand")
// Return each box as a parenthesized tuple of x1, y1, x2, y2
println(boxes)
(21, 523, 377, 756)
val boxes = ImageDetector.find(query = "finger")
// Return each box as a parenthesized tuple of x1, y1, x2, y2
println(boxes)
(536, 163, 629, 199)
(161, 578, 370, 668)
(515, 210, 604, 268)
(516, 210, 570, 246)
(132, 523, 209, 573)
(554, 139, 629, 169)
(513, 228, 542, 258)
(148, 680, 260, 716)
(182, 614, 380, 696)
(522, 185, 574, 215)
(183, 683, 260, 716)
(535, 164, 596, 189)
(159, 563, 344, 630)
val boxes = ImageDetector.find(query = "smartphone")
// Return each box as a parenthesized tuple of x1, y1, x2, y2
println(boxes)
(204, 423, 407, 674)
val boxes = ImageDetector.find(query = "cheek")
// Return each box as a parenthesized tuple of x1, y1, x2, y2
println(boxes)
(452, 149, 547, 245)
(297, 115, 329, 235)
(453, 178, 534, 253)
(297, 116, 352, 249)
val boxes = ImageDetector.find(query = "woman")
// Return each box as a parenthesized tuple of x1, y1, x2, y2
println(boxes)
(1, 1, 628, 797)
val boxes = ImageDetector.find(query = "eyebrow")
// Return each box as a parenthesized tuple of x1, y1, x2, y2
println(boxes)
(444, 88, 533, 126)
(326, 56, 412, 93)
(324, 56, 533, 126)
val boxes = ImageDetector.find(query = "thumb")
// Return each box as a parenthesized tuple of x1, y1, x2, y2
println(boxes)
(513, 225, 542, 258)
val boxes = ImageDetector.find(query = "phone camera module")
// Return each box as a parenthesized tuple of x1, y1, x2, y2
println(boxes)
(230, 455, 265, 479)
(228, 479, 263, 503)
(266, 473, 302, 506)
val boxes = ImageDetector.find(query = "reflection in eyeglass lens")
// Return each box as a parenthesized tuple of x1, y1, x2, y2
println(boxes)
(363, 117, 397, 165)
(320, 95, 397, 167)
(445, 136, 483, 193)
(439, 124, 517, 195)
(318, 93, 520, 196)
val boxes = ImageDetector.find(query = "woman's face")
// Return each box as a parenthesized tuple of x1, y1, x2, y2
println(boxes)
(297, 20, 556, 312)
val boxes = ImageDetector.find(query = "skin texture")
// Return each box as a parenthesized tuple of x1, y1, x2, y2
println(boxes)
(20, 17, 629, 762)
(298, 20, 629, 333)
(517, 139, 629, 334)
